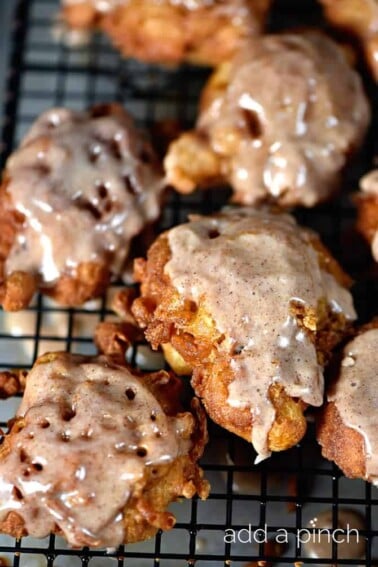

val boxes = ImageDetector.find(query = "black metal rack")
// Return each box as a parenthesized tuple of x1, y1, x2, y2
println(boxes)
(0, 0, 377, 565)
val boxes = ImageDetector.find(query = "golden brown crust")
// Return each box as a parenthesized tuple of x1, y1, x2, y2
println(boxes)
(0, 354, 209, 545)
(191, 360, 307, 451)
(0, 370, 27, 399)
(63, 0, 271, 66)
(123, 452, 207, 543)
(111, 287, 138, 323)
(129, 230, 352, 452)
(0, 271, 38, 312)
(317, 401, 366, 479)
(163, 61, 230, 193)
(317, 318, 378, 480)
(164, 133, 223, 194)
(355, 192, 378, 246)
(40, 262, 110, 307)
(0, 511, 27, 540)
(94, 320, 139, 362)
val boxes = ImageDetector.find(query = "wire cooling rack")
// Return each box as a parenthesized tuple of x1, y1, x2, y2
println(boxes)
(0, 0, 377, 565)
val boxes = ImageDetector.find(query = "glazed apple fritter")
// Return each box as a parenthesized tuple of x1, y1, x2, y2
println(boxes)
(164, 32, 370, 207)
(0, 351, 209, 547)
(129, 208, 356, 461)
(0, 104, 164, 310)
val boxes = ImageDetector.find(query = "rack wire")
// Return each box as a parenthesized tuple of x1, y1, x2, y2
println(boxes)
(0, 0, 377, 565)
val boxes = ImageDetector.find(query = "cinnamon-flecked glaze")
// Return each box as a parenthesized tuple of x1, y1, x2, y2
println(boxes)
(194, 32, 370, 206)
(327, 329, 378, 485)
(0, 353, 197, 547)
(4, 106, 163, 285)
(165, 208, 356, 460)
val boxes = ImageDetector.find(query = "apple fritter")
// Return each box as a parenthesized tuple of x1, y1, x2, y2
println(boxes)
(0, 104, 164, 310)
(165, 32, 370, 207)
(0, 352, 209, 547)
(129, 208, 356, 461)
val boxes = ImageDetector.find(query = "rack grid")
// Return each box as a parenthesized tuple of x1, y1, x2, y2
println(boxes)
(0, 1, 377, 565)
